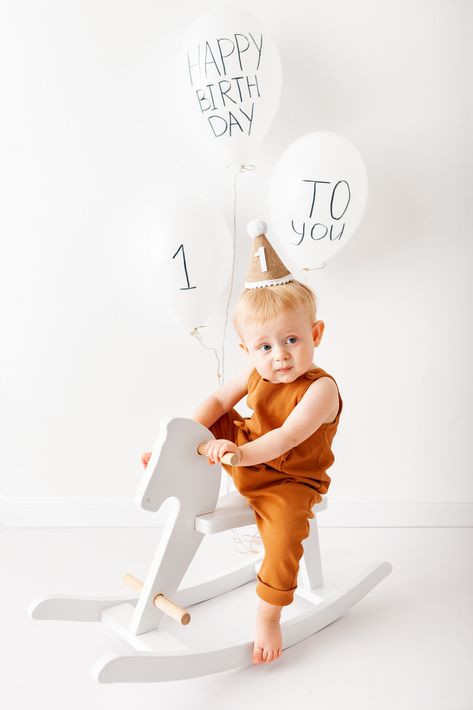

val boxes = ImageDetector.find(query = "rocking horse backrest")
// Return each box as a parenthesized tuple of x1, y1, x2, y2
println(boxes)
(134, 417, 221, 517)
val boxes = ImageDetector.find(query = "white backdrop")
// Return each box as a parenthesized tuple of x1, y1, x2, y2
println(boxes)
(0, 0, 472, 525)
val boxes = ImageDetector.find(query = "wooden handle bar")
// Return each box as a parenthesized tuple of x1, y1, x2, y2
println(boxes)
(197, 442, 240, 466)
(122, 573, 191, 626)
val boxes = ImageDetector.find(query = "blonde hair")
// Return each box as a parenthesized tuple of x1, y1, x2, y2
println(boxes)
(233, 280, 318, 341)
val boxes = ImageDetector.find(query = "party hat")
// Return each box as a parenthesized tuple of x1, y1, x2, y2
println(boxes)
(245, 219, 293, 289)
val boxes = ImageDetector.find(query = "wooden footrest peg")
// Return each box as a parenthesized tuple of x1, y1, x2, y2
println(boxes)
(122, 573, 191, 625)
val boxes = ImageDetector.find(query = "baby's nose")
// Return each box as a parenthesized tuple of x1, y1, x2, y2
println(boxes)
(274, 347, 289, 361)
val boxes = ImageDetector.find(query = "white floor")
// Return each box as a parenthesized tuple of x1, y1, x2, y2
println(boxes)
(1, 525, 472, 710)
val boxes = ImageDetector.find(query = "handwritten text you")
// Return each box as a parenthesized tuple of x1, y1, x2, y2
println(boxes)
(291, 179, 351, 245)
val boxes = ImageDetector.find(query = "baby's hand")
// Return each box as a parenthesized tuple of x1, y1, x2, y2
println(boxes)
(141, 452, 151, 468)
(204, 439, 241, 465)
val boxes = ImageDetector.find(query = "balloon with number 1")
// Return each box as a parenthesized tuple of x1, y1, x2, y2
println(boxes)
(150, 195, 233, 332)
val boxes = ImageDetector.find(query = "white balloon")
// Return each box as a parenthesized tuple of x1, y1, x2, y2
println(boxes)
(149, 195, 233, 331)
(180, 6, 282, 167)
(269, 132, 368, 269)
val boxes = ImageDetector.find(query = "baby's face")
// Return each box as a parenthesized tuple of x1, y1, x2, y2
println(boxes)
(239, 305, 324, 384)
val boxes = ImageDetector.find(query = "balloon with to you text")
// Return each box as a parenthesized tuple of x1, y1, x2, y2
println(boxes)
(269, 132, 368, 270)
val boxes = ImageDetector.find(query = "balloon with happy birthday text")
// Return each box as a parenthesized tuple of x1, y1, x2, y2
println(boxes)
(181, 6, 282, 167)
(269, 132, 368, 269)
(150, 195, 233, 332)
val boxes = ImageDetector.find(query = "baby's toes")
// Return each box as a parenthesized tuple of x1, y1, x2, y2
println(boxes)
(262, 647, 273, 663)
(252, 645, 264, 664)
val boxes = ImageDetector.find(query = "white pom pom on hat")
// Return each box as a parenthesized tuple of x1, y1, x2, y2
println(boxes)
(247, 219, 268, 239)
(245, 219, 293, 290)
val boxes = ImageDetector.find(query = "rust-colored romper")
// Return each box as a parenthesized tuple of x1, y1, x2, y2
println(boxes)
(209, 366, 343, 606)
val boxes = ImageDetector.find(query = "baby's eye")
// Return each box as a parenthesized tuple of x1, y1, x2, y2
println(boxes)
(286, 336, 298, 344)
(260, 344, 272, 352)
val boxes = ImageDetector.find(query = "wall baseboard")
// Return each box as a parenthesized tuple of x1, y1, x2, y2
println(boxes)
(1, 497, 472, 528)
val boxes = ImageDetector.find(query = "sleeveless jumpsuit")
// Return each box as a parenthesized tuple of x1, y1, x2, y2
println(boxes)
(209, 366, 343, 606)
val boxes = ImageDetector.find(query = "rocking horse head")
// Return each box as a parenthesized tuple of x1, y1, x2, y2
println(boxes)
(134, 417, 221, 516)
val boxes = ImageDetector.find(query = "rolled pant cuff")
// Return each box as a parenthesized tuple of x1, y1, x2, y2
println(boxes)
(256, 579, 296, 606)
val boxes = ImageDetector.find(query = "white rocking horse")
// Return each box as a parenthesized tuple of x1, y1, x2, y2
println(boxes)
(29, 417, 392, 683)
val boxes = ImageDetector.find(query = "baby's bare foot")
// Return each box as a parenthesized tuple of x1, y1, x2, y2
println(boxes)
(252, 599, 283, 664)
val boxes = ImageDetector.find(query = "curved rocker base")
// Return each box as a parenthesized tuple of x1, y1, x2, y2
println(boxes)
(28, 558, 259, 623)
(94, 560, 392, 683)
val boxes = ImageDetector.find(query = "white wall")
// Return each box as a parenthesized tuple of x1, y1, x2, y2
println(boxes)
(1, 0, 472, 524)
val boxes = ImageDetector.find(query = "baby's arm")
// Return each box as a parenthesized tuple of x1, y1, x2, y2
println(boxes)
(191, 363, 253, 429)
(141, 366, 252, 470)
(238, 377, 338, 467)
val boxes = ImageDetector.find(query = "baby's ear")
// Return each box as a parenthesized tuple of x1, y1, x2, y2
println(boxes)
(239, 342, 249, 353)
(312, 320, 325, 345)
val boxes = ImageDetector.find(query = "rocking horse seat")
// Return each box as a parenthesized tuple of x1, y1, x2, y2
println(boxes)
(195, 488, 328, 534)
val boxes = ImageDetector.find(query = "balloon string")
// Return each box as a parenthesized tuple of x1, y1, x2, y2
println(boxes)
(190, 326, 223, 387)
(188, 324, 261, 551)
(190, 319, 261, 551)
(231, 526, 263, 554)
(220, 163, 255, 384)
(219, 162, 262, 555)
(301, 264, 327, 285)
